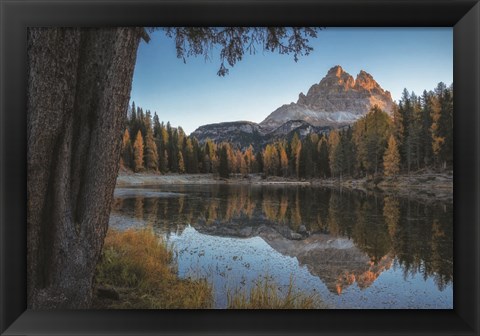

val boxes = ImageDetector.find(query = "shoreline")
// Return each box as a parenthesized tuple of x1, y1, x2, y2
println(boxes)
(116, 171, 453, 203)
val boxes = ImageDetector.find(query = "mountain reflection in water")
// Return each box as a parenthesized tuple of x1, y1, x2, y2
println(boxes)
(109, 184, 453, 308)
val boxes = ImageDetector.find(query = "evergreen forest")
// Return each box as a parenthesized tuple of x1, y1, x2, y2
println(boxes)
(120, 82, 453, 179)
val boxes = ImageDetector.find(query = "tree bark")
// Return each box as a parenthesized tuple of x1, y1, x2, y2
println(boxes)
(27, 28, 142, 308)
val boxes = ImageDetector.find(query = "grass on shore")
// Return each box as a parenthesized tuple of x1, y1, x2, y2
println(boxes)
(227, 277, 324, 309)
(94, 228, 324, 309)
(93, 228, 212, 309)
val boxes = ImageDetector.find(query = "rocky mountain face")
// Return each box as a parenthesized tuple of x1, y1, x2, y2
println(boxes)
(190, 120, 330, 151)
(191, 65, 393, 148)
(260, 65, 394, 131)
(190, 121, 264, 150)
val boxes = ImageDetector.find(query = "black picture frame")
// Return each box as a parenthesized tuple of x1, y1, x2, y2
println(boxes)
(1, 0, 479, 335)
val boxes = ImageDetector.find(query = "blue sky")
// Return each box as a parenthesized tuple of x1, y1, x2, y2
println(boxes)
(130, 28, 452, 135)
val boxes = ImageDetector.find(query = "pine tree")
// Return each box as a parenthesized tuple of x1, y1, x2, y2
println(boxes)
(420, 90, 434, 167)
(129, 101, 138, 138)
(203, 154, 211, 174)
(178, 127, 187, 172)
(332, 136, 345, 179)
(204, 139, 218, 173)
(137, 107, 146, 138)
(178, 151, 185, 173)
(133, 130, 144, 172)
(295, 142, 302, 178)
(263, 144, 279, 176)
(159, 149, 168, 173)
(218, 145, 230, 178)
(170, 128, 179, 172)
(341, 128, 355, 177)
(225, 143, 236, 174)
(166, 122, 174, 171)
(405, 93, 422, 172)
(431, 82, 453, 169)
(391, 103, 404, 149)
(144, 130, 158, 171)
(153, 112, 161, 138)
(143, 111, 159, 171)
(192, 138, 201, 173)
(290, 133, 301, 177)
(121, 128, 133, 170)
(184, 138, 198, 173)
(255, 151, 264, 174)
(352, 117, 367, 175)
(279, 145, 289, 177)
(301, 135, 315, 178)
(398, 89, 412, 170)
(328, 130, 341, 178)
(236, 150, 247, 175)
(384, 135, 400, 177)
(443, 84, 453, 168)
(353, 106, 391, 176)
(158, 124, 169, 173)
(244, 145, 255, 174)
(129, 101, 136, 120)
(317, 136, 330, 178)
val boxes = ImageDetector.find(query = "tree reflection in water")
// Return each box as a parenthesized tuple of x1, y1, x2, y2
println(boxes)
(111, 184, 453, 294)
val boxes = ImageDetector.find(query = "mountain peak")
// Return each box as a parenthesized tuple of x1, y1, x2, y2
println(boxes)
(193, 66, 395, 146)
(357, 69, 372, 77)
(327, 65, 345, 77)
(260, 65, 394, 130)
(354, 70, 378, 90)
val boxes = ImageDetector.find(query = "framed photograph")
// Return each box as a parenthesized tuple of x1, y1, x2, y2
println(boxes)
(1, 0, 479, 335)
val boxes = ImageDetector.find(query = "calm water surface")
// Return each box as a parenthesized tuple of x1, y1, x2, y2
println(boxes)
(109, 184, 453, 309)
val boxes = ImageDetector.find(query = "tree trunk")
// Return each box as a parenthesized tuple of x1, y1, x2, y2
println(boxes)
(27, 28, 142, 309)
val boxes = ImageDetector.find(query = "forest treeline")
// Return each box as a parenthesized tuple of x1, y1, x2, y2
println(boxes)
(121, 82, 453, 179)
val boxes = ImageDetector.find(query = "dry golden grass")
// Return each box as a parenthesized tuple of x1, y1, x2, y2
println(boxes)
(93, 228, 213, 309)
(94, 227, 325, 309)
(227, 277, 325, 309)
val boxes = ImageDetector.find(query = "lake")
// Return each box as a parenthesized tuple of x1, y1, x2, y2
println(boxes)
(109, 183, 453, 309)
